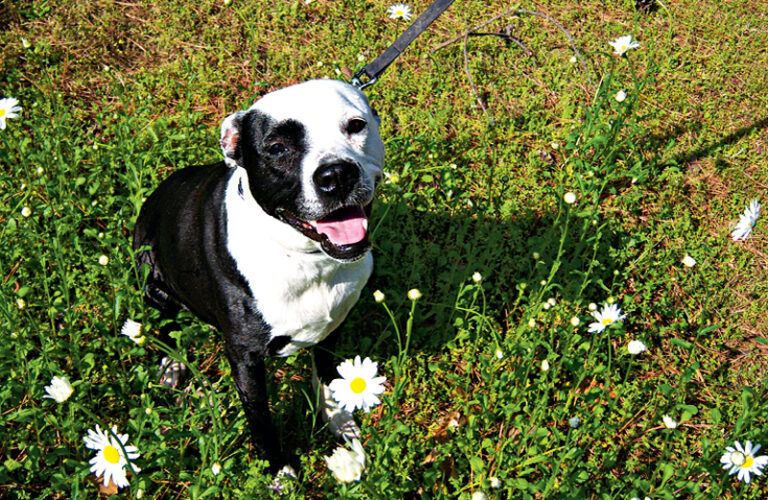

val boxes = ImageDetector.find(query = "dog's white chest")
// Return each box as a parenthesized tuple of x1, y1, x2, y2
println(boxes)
(224, 171, 372, 356)
(255, 254, 371, 356)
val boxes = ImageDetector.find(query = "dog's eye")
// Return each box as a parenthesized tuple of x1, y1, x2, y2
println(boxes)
(266, 143, 287, 156)
(345, 118, 367, 135)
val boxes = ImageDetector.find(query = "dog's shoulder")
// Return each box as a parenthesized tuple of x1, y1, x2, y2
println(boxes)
(135, 162, 228, 242)
(142, 163, 229, 213)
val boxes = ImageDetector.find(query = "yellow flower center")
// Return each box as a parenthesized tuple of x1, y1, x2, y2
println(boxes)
(743, 455, 754, 468)
(350, 377, 367, 394)
(103, 445, 121, 464)
(601, 317, 613, 326)
(0, 109, 6, 118)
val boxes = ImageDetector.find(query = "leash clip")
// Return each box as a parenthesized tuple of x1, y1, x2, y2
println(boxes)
(351, 68, 378, 91)
(350, 0, 455, 91)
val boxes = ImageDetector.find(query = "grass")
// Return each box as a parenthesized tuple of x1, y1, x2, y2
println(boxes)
(1, 0, 767, 498)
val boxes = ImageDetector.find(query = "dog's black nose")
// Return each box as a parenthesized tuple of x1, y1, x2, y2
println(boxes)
(313, 161, 360, 198)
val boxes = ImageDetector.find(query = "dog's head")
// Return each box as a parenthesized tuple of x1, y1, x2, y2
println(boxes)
(220, 80, 384, 262)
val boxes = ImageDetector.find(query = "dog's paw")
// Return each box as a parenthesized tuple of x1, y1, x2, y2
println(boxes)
(157, 356, 187, 389)
(313, 377, 361, 441)
(268, 465, 298, 495)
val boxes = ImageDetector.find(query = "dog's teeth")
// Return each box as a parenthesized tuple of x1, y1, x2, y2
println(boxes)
(362, 219, 368, 231)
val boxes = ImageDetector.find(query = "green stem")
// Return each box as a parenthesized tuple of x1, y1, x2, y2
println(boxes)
(146, 336, 223, 458)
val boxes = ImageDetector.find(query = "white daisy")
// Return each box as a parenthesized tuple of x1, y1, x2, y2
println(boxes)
(568, 416, 581, 428)
(615, 90, 627, 102)
(0, 97, 22, 130)
(731, 199, 761, 241)
(587, 303, 626, 333)
(627, 340, 647, 355)
(43, 376, 74, 403)
(609, 35, 640, 56)
(681, 254, 697, 267)
(540, 360, 550, 371)
(120, 319, 145, 345)
(564, 192, 577, 204)
(387, 3, 412, 21)
(472, 272, 483, 283)
(720, 440, 768, 483)
(373, 290, 386, 303)
(325, 438, 366, 483)
(329, 356, 387, 413)
(83, 424, 141, 488)
(662, 415, 677, 429)
(98, 255, 109, 266)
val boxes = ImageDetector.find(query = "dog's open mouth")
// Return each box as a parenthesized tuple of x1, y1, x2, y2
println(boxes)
(312, 205, 368, 246)
(278, 205, 372, 261)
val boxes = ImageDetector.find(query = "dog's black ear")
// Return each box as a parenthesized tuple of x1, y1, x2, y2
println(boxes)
(220, 111, 245, 168)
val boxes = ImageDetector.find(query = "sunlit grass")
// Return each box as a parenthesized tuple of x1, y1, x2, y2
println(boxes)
(1, 0, 767, 498)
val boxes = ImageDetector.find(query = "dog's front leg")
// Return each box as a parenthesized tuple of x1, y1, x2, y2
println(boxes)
(312, 333, 361, 441)
(224, 344, 284, 471)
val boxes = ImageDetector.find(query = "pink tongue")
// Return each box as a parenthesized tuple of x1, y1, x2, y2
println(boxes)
(314, 207, 367, 246)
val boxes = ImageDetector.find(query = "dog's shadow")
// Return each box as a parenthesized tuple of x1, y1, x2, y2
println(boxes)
(356, 198, 619, 352)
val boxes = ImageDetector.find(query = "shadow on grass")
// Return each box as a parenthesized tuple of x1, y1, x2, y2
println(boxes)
(338, 199, 622, 356)
(644, 115, 768, 169)
(274, 196, 624, 458)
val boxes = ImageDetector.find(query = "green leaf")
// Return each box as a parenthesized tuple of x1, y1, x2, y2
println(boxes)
(678, 404, 698, 422)
(659, 462, 675, 485)
(670, 338, 693, 350)
(696, 324, 720, 337)
(708, 408, 722, 424)
(4, 458, 22, 472)
(469, 456, 485, 473)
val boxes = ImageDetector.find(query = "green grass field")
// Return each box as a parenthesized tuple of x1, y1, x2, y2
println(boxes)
(1, 0, 767, 498)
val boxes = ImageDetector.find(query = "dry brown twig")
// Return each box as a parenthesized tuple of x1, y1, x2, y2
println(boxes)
(434, 7, 590, 115)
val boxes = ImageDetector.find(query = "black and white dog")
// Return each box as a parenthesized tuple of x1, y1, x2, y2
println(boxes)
(133, 80, 384, 470)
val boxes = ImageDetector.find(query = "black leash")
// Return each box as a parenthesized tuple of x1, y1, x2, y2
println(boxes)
(351, 0, 456, 90)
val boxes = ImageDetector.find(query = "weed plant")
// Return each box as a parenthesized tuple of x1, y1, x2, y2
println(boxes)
(1, 1, 767, 498)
